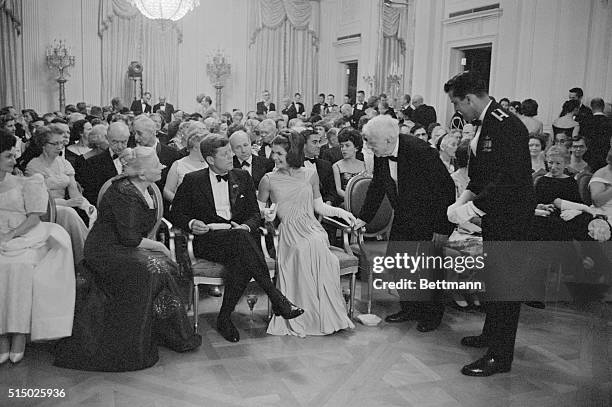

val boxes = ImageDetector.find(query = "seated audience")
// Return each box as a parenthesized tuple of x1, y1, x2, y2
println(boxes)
(529, 133, 547, 178)
(567, 136, 590, 176)
(65, 119, 92, 167)
(26, 126, 90, 263)
(332, 128, 365, 205)
(0, 130, 75, 365)
(55, 146, 201, 371)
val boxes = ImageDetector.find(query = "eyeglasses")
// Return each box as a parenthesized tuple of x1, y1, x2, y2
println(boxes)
(46, 141, 64, 147)
(571, 145, 586, 149)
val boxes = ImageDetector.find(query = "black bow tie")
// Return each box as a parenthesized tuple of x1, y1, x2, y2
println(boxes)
(305, 158, 316, 164)
(471, 119, 482, 127)
(386, 156, 398, 162)
(216, 174, 229, 182)
(112, 153, 119, 160)
(241, 161, 250, 167)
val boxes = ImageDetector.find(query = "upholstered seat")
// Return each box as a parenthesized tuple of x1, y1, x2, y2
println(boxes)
(191, 257, 277, 278)
(330, 246, 359, 268)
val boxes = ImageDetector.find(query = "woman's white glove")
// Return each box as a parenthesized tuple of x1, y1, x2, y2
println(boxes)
(313, 197, 356, 226)
(258, 200, 277, 222)
(560, 209, 582, 221)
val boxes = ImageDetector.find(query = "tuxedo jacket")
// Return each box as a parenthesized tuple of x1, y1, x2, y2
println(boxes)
(153, 102, 174, 124)
(311, 103, 327, 117)
(466, 102, 535, 238)
(282, 104, 298, 121)
(256, 101, 276, 115)
(170, 168, 261, 237)
(129, 100, 152, 115)
(233, 154, 274, 189)
(76, 150, 119, 205)
(352, 101, 368, 126)
(580, 114, 612, 172)
(319, 145, 342, 164)
(359, 134, 455, 240)
(401, 105, 414, 121)
(576, 104, 593, 124)
(156, 142, 181, 193)
(294, 102, 305, 116)
(413, 104, 437, 128)
(310, 157, 338, 205)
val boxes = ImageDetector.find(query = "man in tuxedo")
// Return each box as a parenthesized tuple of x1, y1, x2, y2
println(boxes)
(581, 97, 612, 172)
(230, 130, 274, 190)
(280, 97, 297, 121)
(352, 90, 368, 127)
(293, 93, 306, 118)
(153, 96, 174, 124)
(354, 115, 455, 332)
(170, 135, 302, 342)
(320, 127, 343, 164)
(569, 87, 593, 124)
(445, 71, 535, 377)
(325, 94, 338, 115)
(133, 116, 180, 195)
(255, 119, 277, 163)
(311, 93, 327, 117)
(76, 122, 129, 205)
(129, 92, 152, 115)
(303, 129, 338, 205)
(400, 94, 414, 120)
(256, 90, 276, 116)
(412, 95, 437, 128)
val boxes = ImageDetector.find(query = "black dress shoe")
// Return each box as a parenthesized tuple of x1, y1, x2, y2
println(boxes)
(461, 355, 511, 377)
(272, 298, 304, 320)
(460, 335, 489, 348)
(416, 320, 440, 332)
(209, 285, 223, 297)
(385, 311, 419, 323)
(216, 316, 239, 342)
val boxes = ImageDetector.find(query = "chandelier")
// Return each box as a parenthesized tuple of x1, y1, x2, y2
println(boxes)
(130, 0, 200, 21)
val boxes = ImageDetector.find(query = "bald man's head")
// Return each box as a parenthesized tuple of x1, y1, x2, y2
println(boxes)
(133, 116, 157, 147)
(107, 121, 130, 155)
(229, 130, 252, 161)
(412, 95, 424, 107)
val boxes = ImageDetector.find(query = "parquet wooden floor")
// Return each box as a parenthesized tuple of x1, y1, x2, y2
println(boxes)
(1, 282, 610, 407)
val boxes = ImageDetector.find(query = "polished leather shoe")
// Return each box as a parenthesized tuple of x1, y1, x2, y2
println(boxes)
(416, 320, 441, 332)
(209, 286, 223, 297)
(461, 355, 511, 377)
(385, 311, 419, 323)
(216, 316, 239, 342)
(273, 299, 304, 320)
(460, 335, 489, 348)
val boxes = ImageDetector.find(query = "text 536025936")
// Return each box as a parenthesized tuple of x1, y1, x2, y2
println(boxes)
(8, 388, 66, 398)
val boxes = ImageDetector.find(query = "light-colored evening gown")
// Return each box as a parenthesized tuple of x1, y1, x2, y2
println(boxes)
(266, 167, 354, 337)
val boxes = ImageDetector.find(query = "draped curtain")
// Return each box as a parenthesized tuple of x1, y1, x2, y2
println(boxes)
(99, 0, 182, 106)
(377, 1, 415, 102)
(0, 0, 23, 109)
(248, 0, 319, 111)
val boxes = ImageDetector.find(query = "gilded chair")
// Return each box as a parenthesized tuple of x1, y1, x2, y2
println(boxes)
(576, 171, 593, 205)
(343, 174, 394, 315)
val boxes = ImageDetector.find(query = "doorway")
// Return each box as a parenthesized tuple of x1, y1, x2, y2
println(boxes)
(460, 45, 492, 92)
(345, 61, 358, 104)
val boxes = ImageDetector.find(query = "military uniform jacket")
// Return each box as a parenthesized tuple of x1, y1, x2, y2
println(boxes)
(468, 102, 535, 223)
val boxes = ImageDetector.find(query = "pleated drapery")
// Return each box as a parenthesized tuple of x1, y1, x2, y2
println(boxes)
(98, 0, 182, 106)
(377, 1, 415, 100)
(248, 0, 319, 110)
(0, 0, 23, 109)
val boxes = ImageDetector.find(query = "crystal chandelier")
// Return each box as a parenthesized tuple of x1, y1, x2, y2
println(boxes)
(130, 0, 200, 21)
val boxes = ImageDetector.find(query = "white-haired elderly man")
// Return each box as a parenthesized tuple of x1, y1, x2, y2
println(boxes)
(353, 115, 455, 332)
(230, 130, 274, 190)
(255, 118, 278, 162)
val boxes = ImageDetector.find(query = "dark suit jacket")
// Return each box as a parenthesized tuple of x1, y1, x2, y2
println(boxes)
(156, 142, 181, 193)
(76, 150, 119, 205)
(233, 154, 274, 189)
(319, 145, 342, 164)
(413, 104, 437, 128)
(129, 100, 152, 115)
(580, 114, 612, 172)
(294, 102, 305, 116)
(359, 134, 455, 240)
(256, 101, 276, 115)
(576, 104, 593, 124)
(466, 102, 535, 239)
(153, 103, 174, 124)
(401, 105, 414, 120)
(310, 158, 338, 205)
(170, 168, 261, 244)
(311, 103, 327, 117)
(282, 104, 298, 121)
(352, 101, 368, 127)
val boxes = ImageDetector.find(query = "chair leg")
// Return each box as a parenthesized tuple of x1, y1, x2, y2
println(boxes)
(367, 265, 373, 315)
(193, 283, 199, 332)
(350, 273, 356, 319)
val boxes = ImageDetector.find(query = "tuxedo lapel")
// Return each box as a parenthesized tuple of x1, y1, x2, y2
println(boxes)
(200, 168, 215, 211)
(228, 170, 239, 210)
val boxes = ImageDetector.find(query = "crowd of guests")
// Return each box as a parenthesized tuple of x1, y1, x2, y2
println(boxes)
(1, 83, 611, 372)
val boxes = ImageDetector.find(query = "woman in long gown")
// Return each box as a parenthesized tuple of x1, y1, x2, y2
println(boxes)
(259, 129, 356, 337)
(0, 130, 75, 364)
(54, 146, 200, 372)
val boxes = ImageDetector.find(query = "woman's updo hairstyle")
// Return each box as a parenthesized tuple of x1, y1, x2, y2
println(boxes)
(545, 145, 570, 163)
(560, 99, 580, 117)
(337, 127, 363, 150)
(119, 146, 159, 178)
(272, 128, 305, 168)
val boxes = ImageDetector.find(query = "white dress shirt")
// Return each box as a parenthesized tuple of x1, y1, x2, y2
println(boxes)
(304, 157, 317, 171)
(209, 169, 232, 220)
(470, 100, 492, 156)
(239, 156, 253, 176)
(110, 149, 122, 174)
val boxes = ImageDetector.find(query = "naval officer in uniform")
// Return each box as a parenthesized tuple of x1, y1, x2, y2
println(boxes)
(445, 71, 535, 377)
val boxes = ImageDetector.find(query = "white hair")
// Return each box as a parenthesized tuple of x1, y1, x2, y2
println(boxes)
(362, 115, 399, 142)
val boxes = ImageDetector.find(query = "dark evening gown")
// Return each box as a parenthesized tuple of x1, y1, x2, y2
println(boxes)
(54, 177, 200, 372)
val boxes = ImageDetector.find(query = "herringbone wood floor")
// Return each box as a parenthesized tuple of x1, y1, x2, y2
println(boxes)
(1, 282, 611, 407)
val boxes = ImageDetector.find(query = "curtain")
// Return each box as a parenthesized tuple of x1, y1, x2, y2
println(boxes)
(99, 0, 182, 107)
(0, 0, 23, 109)
(377, 1, 415, 102)
(248, 0, 319, 111)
